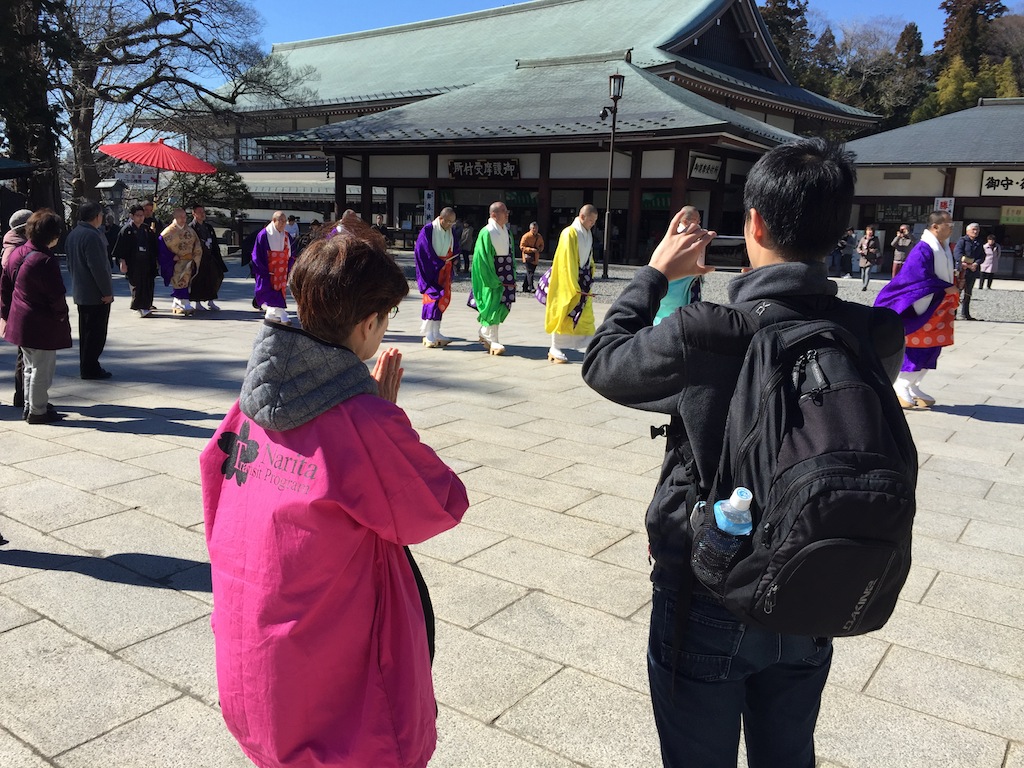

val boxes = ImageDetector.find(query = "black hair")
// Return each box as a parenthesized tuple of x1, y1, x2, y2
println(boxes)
(743, 138, 857, 262)
(129, 204, 145, 215)
(78, 201, 104, 223)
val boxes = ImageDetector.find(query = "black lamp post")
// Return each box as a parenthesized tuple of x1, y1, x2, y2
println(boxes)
(601, 72, 625, 279)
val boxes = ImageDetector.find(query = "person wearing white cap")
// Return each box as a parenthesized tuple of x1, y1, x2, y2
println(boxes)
(3, 209, 32, 407)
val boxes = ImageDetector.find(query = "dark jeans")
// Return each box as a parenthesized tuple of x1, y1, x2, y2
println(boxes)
(962, 269, 978, 317)
(77, 303, 111, 376)
(860, 265, 872, 289)
(647, 588, 832, 768)
(522, 261, 538, 291)
(977, 272, 994, 289)
(13, 346, 24, 406)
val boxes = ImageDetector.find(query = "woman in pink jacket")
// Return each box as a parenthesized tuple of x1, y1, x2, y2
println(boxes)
(201, 220, 469, 768)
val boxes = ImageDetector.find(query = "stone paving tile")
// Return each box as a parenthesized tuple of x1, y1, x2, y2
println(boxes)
(0, 621, 176, 756)
(54, 696, 251, 768)
(425, 402, 536, 429)
(476, 592, 649, 693)
(430, 420, 554, 452)
(917, 485, 1024, 529)
(911, 508, 969, 542)
(0, 594, 39, 634)
(530, 436, 662, 475)
(563, 493, 648, 533)
(120, 616, 217, 706)
(433, 620, 561, 722)
(433, 706, 576, 768)
(49, 430, 176, 462)
(464, 497, 628, 557)
(869, 600, 1024, 679)
(407, 427, 469, 452)
(911, 534, 1024, 590)
(816, 685, 1007, 768)
(0, 478, 129, 533)
(915, 467, 993, 498)
(517, 418, 636, 449)
(921, 571, 1024, 631)
(458, 466, 596, 512)
(439, 439, 575, 479)
(461, 538, 650, 618)
(1008, 743, 1024, 768)
(0, 429, 73, 465)
(94, 474, 205, 529)
(897, 565, 938, 603)
(593, 531, 650, 573)
(866, 645, 1024, 741)
(828, 635, 889, 692)
(923, 454, 1024, 487)
(12, 452, 155, 492)
(503, 399, 612, 427)
(410, 521, 507, 564)
(497, 668, 662, 768)
(0, 516, 89, 586)
(959, 519, 1024, 557)
(0, 463, 39, 488)
(0, 728, 51, 767)
(52, 510, 209, 581)
(1, 558, 208, 651)
(127, 446, 203, 484)
(412, 556, 528, 628)
(546, 463, 661, 503)
(161, 564, 213, 606)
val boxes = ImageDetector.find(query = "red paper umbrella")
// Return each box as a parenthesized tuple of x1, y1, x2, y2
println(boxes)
(98, 138, 217, 197)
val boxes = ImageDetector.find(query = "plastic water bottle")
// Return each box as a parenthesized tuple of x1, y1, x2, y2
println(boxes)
(692, 487, 754, 589)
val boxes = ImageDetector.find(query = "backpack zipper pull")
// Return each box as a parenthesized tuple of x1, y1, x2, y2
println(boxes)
(807, 350, 829, 391)
(764, 583, 779, 614)
(793, 352, 809, 390)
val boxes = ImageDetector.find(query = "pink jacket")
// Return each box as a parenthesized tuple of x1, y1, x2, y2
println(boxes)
(201, 389, 467, 767)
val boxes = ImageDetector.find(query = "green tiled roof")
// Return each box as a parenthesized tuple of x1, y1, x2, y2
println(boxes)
(260, 54, 796, 149)
(846, 100, 1024, 166)
(244, 0, 776, 110)
(0, 157, 35, 180)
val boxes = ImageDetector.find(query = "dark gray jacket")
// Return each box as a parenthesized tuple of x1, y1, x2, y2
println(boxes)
(65, 222, 113, 305)
(582, 262, 904, 589)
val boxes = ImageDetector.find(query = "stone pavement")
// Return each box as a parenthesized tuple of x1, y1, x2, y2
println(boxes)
(0, 261, 1022, 767)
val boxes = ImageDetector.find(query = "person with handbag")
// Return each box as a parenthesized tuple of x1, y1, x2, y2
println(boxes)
(857, 225, 881, 291)
(519, 221, 544, 293)
(890, 225, 914, 277)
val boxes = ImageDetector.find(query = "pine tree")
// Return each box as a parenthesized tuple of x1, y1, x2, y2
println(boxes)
(937, 0, 1008, 72)
(760, 0, 813, 79)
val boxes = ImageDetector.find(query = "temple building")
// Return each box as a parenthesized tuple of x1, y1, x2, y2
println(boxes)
(189, 0, 873, 262)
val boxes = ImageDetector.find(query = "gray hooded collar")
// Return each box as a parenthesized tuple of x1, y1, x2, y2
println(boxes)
(726, 260, 837, 304)
(239, 321, 378, 432)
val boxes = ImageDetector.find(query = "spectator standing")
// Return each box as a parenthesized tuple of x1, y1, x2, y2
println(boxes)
(979, 234, 1000, 289)
(857, 225, 881, 291)
(1, 209, 71, 422)
(890, 225, 914, 277)
(201, 220, 467, 768)
(655, 206, 703, 324)
(158, 208, 203, 317)
(954, 222, 984, 320)
(66, 201, 115, 379)
(142, 200, 162, 233)
(582, 138, 904, 768)
(839, 227, 856, 277)
(458, 219, 474, 274)
(189, 204, 227, 311)
(284, 215, 300, 240)
(296, 220, 322, 255)
(113, 204, 159, 317)
(2, 209, 31, 407)
(519, 221, 545, 293)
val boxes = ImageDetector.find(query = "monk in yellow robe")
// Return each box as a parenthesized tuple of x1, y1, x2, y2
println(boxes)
(542, 204, 598, 363)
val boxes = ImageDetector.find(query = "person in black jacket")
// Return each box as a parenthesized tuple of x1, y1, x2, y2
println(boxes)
(582, 138, 904, 768)
(114, 204, 159, 317)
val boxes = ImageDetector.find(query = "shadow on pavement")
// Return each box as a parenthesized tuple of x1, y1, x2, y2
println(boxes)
(927, 403, 1024, 423)
(0, 548, 212, 591)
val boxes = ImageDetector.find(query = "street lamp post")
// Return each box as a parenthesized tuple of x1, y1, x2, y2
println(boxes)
(601, 72, 625, 279)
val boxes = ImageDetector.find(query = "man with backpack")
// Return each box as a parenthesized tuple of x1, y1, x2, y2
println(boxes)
(582, 138, 912, 768)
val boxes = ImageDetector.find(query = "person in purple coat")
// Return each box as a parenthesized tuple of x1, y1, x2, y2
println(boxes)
(874, 211, 960, 409)
(0, 210, 70, 423)
(414, 207, 459, 347)
(251, 211, 295, 324)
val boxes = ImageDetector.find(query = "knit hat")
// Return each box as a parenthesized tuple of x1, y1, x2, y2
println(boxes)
(8, 209, 31, 231)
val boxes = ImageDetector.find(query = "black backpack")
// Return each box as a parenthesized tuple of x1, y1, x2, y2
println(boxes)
(689, 299, 917, 637)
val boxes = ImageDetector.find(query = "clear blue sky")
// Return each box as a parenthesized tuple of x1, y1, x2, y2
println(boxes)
(247, 0, 949, 54)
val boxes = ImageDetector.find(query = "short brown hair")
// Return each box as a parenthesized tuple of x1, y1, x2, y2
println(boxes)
(290, 218, 408, 345)
(25, 209, 63, 247)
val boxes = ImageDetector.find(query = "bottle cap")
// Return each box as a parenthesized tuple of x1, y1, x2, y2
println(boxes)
(730, 487, 753, 511)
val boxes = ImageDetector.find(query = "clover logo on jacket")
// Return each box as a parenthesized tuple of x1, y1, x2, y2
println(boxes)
(218, 420, 260, 486)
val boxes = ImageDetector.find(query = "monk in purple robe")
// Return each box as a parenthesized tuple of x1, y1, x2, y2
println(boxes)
(874, 210, 960, 409)
(252, 211, 295, 324)
(414, 207, 459, 347)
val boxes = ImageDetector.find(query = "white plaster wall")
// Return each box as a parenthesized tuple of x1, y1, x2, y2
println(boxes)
(953, 167, 985, 198)
(856, 168, 944, 197)
(551, 152, 628, 179)
(641, 150, 675, 179)
(369, 155, 429, 178)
